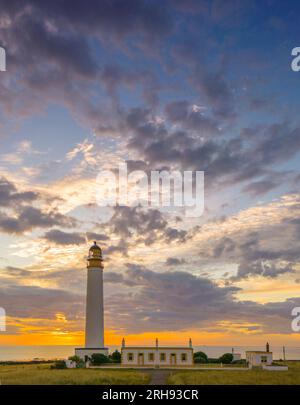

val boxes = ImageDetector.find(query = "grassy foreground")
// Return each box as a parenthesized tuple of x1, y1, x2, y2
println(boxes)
(0, 364, 149, 385)
(167, 361, 300, 385)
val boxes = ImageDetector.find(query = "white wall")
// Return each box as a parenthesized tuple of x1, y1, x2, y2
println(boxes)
(85, 267, 104, 348)
(262, 365, 288, 371)
(246, 352, 272, 366)
(122, 348, 193, 366)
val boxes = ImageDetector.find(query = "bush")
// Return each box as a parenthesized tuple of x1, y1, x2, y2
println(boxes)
(51, 360, 67, 369)
(219, 353, 233, 364)
(232, 359, 246, 365)
(194, 351, 208, 363)
(109, 350, 121, 363)
(91, 353, 110, 365)
(76, 359, 86, 368)
(67, 355, 85, 368)
(68, 355, 81, 363)
(207, 358, 221, 364)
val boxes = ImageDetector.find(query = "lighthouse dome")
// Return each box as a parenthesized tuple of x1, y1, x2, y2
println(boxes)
(89, 241, 102, 258)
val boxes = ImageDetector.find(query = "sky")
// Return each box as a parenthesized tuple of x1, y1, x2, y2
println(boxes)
(0, 0, 300, 348)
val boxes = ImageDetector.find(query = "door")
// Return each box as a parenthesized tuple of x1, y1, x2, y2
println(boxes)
(170, 353, 176, 365)
(138, 353, 144, 366)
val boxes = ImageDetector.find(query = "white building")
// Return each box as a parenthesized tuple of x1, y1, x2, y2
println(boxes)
(232, 353, 242, 362)
(246, 351, 273, 367)
(121, 339, 194, 367)
(75, 242, 108, 361)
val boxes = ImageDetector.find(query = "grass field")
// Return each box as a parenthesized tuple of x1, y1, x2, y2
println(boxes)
(167, 361, 300, 385)
(2, 362, 300, 385)
(0, 364, 150, 385)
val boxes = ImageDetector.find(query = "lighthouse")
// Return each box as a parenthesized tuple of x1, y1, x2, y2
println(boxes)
(75, 242, 108, 360)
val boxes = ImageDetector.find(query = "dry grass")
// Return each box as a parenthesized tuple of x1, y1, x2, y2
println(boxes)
(167, 361, 300, 385)
(0, 363, 150, 385)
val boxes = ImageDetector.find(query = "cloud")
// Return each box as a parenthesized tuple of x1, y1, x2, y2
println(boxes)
(0, 176, 77, 234)
(0, 206, 76, 234)
(108, 205, 187, 249)
(0, 0, 172, 128)
(0, 177, 38, 207)
(242, 179, 279, 197)
(105, 265, 298, 334)
(86, 232, 109, 242)
(166, 257, 187, 266)
(235, 261, 295, 280)
(43, 229, 85, 245)
(199, 210, 300, 281)
(0, 284, 84, 320)
(0, 262, 298, 336)
(164, 100, 221, 136)
(124, 106, 300, 192)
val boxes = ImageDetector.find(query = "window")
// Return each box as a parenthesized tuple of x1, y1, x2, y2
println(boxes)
(181, 353, 187, 362)
(127, 353, 134, 361)
(261, 356, 267, 363)
(148, 353, 154, 361)
(160, 353, 166, 361)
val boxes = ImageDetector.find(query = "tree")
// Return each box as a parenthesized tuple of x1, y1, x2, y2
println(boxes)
(109, 350, 121, 363)
(219, 353, 233, 364)
(51, 360, 67, 369)
(68, 355, 81, 363)
(91, 353, 110, 365)
(67, 355, 85, 368)
(193, 351, 208, 363)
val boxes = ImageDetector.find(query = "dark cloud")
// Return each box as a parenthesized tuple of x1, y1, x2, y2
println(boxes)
(104, 271, 124, 283)
(0, 0, 173, 131)
(125, 105, 300, 192)
(104, 265, 298, 334)
(86, 232, 109, 242)
(1, 263, 298, 335)
(236, 261, 295, 280)
(105, 240, 129, 257)
(164, 100, 221, 136)
(43, 229, 85, 245)
(200, 214, 300, 281)
(108, 205, 188, 248)
(0, 177, 77, 234)
(242, 179, 279, 197)
(190, 68, 235, 120)
(0, 206, 76, 234)
(0, 177, 38, 207)
(166, 257, 187, 266)
(42, 230, 109, 246)
(0, 284, 84, 320)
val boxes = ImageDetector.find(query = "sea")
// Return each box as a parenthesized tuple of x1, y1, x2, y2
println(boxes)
(0, 345, 299, 362)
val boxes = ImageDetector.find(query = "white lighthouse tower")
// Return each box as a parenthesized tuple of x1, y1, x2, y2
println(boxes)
(75, 242, 108, 360)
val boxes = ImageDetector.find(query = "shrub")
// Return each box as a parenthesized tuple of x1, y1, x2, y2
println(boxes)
(232, 359, 246, 365)
(207, 358, 221, 364)
(109, 350, 121, 363)
(219, 353, 233, 364)
(51, 360, 67, 369)
(91, 353, 110, 365)
(68, 355, 81, 363)
(76, 359, 86, 368)
(67, 355, 85, 368)
(194, 351, 208, 363)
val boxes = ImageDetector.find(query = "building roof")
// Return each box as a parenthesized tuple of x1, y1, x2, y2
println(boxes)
(122, 347, 193, 350)
(246, 351, 273, 354)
